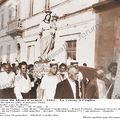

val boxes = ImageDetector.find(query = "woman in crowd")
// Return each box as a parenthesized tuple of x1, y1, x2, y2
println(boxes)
(105, 62, 117, 99)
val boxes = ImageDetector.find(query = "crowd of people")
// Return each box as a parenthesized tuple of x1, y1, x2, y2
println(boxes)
(0, 60, 117, 99)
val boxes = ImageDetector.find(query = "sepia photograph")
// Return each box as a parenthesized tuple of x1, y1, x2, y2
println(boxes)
(0, 0, 120, 119)
(0, 0, 120, 120)
(0, 0, 120, 99)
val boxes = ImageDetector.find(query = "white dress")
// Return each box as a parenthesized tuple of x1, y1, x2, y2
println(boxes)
(97, 78, 107, 99)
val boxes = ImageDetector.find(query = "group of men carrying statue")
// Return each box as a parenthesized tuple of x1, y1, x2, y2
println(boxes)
(36, 10, 120, 99)
(33, 10, 58, 77)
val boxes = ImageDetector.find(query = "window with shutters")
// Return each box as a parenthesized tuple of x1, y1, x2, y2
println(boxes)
(7, 45, 11, 62)
(66, 40, 76, 60)
(9, 9, 12, 22)
(29, 0, 33, 17)
(33, 0, 45, 15)
(27, 45, 35, 64)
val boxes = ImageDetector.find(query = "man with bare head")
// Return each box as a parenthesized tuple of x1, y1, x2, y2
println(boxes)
(14, 61, 34, 99)
(68, 66, 79, 81)
(0, 63, 15, 98)
(55, 66, 80, 99)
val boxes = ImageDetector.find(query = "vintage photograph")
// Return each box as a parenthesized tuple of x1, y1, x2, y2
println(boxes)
(0, 0, 120, 99)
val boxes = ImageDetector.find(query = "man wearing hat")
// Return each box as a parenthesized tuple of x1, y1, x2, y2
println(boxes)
(70, 61, 83, 78)
(39, 60, 60, 99)
(58, 63, 68, 81)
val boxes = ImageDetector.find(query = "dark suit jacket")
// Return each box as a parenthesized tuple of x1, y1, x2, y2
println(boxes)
(54, 79, 80, 99)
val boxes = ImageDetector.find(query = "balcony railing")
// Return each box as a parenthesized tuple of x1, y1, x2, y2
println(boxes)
(7, 19, 23, 38)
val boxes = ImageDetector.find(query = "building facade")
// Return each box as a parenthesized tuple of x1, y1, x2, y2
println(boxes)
(0, 0, 18, 63)
(92, 0, 120, 97)
(0, 0, 99, 67)
(93, 0, 120, 70)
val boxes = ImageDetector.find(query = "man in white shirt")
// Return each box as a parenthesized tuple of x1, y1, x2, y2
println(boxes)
(58, 63, 68, 81)
(70, 60, 83, 97)
(0, 63, 15, 99)
(39, 61, 60, 99)
(55, 66, 80, 99)
(14, 61, 34, 99)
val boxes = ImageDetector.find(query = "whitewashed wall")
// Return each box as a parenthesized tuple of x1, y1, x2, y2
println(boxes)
(0, 0, 17, 63)
(0, 0, 98, 65)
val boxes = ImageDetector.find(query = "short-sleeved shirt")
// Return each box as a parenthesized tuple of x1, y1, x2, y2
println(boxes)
(40, 74, 60, 99)
(14, 73, 33, 99)
(0, 71, 15, 89)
